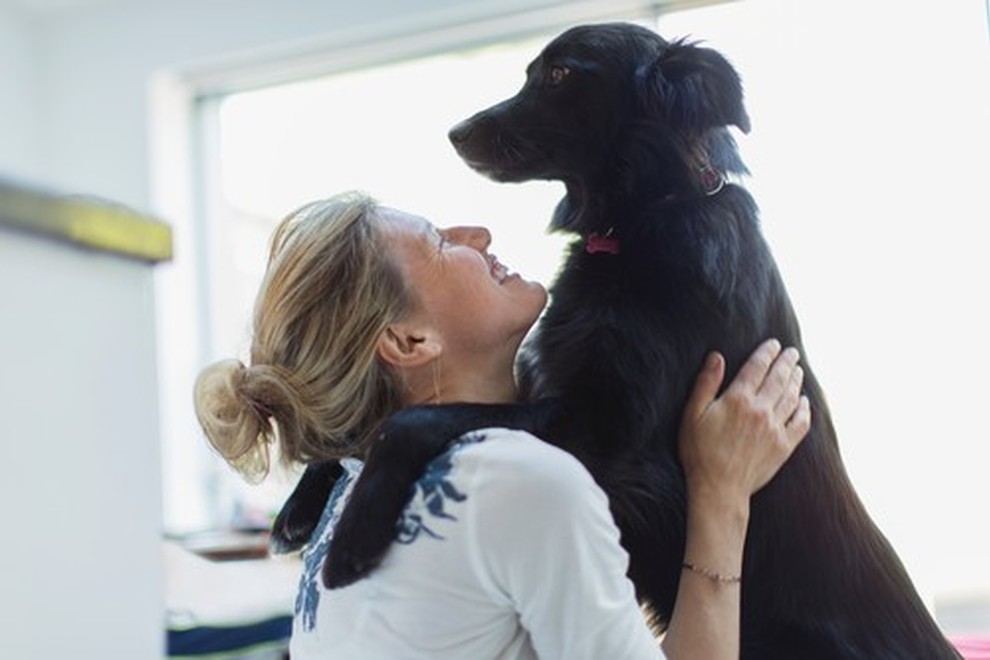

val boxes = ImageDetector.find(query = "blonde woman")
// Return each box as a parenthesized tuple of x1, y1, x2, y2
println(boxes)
(194, 191, 810, 660)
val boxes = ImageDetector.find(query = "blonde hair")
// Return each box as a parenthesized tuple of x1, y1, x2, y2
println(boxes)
(193, 192, 411, 482)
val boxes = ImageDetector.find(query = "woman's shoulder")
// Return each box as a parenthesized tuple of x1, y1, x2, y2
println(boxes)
(442, 428, 597, 498)
(453, 426, 582, 465)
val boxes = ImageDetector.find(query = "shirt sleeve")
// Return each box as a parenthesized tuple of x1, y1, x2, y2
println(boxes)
(466, 430, 666, 660)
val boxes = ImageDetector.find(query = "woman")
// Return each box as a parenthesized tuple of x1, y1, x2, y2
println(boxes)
(194, 191, 810, 659)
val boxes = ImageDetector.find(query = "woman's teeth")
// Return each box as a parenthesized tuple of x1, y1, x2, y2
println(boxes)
(490, 256, 509, 283)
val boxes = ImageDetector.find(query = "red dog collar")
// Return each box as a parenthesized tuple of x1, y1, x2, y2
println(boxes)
(586, 232, 620, 255)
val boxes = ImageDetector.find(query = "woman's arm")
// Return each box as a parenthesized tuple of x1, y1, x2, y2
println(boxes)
(662, 339, 811, 659)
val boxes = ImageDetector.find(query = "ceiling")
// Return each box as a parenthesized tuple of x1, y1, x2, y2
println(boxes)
(4, 0, 133, 16)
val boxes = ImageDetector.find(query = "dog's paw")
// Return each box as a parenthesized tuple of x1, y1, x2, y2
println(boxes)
(270, 461, 341, 554)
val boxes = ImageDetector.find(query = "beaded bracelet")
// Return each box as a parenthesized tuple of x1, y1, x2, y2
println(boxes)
(682, 561, 742, 584)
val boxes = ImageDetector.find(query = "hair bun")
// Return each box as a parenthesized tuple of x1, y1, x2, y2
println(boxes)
(193, 359, 272, 483)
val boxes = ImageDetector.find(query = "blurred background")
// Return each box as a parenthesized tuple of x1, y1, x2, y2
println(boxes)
(2, 0, 988, 657)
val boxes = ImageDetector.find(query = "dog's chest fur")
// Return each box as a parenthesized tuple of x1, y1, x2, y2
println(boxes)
(521, 184, 784, 440)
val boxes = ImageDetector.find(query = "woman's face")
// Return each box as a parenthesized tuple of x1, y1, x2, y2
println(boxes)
(377, 206, 547, 358)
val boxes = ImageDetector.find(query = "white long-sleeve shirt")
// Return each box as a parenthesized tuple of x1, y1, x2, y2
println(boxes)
(290, 428, 665, 659)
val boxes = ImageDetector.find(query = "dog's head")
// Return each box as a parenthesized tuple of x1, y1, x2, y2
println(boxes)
(449, 23, 751, 229)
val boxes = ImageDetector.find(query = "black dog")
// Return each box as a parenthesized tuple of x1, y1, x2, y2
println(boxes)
(273, 23, 960, 659)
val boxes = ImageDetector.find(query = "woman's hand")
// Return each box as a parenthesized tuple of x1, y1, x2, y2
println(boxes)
(664, 339, 810, 660)
(679, 339, 811, 506)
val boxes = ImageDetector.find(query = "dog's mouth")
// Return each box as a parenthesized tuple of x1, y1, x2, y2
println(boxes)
(456, 153, 513, 180)
(459, 156, 496, 175)
(464, 158, 540, 184)
(451, 125, 547, 183)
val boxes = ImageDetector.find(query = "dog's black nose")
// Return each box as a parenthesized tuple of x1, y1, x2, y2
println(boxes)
(448, 119, 474, 145)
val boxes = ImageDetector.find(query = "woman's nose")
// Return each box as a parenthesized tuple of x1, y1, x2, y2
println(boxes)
(446, 226, 491, 251)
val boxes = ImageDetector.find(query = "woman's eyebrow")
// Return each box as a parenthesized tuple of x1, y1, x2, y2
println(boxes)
(424, 222, 444, 244)
(415, 216, 435, 235)
(416, 220, 444, 254)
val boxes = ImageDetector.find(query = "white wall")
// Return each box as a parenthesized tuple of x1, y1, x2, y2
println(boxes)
(0, 227, 163, 658)
(0, 5, 42, 181)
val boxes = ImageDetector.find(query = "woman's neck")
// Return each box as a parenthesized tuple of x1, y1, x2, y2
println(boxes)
(407, 353, 518, 406)
(436, 371, 518, 405)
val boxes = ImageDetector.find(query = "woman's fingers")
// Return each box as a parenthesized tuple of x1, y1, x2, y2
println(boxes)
(726, 340, 810, 486)
(726, 339, 803, 418)
(786, 395, 812, 443)
(678, 339, 813, 499)
(773, 363, 804, 420)
(755, 346, 800, 404)
(729, 339, 781, 395)
(683, 351, 726, 424)
(692, 340, 804, 428)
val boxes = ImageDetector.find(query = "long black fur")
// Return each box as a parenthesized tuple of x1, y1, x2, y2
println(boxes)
(273, 23, 959, 659)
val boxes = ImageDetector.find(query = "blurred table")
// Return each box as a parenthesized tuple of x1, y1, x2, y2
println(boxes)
(164, 540, 300, 659)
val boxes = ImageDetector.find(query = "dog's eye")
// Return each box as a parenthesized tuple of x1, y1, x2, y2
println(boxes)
(548, 65, 571, 86)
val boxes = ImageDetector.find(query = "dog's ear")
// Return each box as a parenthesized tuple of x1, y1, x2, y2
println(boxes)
(639, 39, 751, 134)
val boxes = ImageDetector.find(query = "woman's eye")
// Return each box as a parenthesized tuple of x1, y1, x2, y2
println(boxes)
(548, 65, 570, 85)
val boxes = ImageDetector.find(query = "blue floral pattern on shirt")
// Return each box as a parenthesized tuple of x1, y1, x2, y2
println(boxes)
(396, 432, 485, 544)
(295, 458, 362, 632)
(294, 433, 487, 632)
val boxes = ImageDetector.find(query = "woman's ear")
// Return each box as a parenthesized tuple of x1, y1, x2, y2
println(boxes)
(376, 324, 442, 368)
